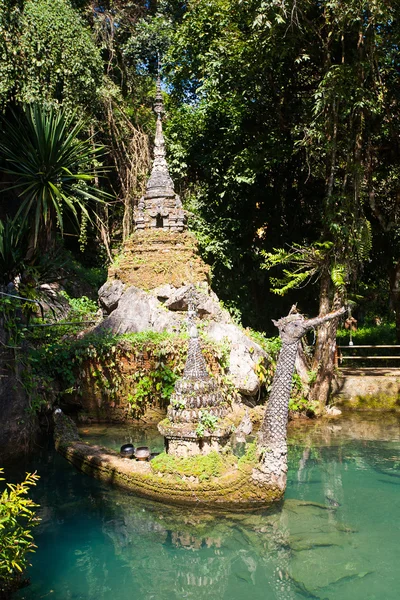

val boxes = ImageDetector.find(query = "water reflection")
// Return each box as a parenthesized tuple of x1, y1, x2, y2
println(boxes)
(12, 412, 400, 600)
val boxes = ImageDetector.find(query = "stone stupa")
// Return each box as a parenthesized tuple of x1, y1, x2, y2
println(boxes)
(133, 76, 186, 232)
(158, 286, 232, 457)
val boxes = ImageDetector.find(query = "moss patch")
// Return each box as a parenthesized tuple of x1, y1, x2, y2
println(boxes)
(338, 393, 400, 411)
(150, 451, 236, 481)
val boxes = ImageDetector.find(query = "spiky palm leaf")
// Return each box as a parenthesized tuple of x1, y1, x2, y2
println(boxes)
(0, 217, 28, 284)
(0, 103, 107, 249)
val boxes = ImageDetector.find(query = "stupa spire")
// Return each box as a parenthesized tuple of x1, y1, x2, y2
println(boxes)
(134, 63, 186, 232)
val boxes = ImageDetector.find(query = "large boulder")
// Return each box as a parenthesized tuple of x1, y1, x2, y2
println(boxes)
(95, 286, 181, 335)
(98, 279, 125, 314)
(205, 322, 265, 396)
(163, 284, 230, 323)
(94, 283, 267, 397)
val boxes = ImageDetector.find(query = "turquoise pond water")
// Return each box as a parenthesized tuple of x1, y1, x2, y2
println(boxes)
(7, 413, 400, 600)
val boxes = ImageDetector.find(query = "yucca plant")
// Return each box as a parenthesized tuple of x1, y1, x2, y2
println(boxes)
(0, 217, 28, 285)
(0, 103, 107, 253)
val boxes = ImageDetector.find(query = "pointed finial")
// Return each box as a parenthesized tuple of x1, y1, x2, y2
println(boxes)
(154, 54, 164, 118)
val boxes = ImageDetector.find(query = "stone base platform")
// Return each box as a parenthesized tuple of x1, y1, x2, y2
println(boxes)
(158, 418, 232, 457)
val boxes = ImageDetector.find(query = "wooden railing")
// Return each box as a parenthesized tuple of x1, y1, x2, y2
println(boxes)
(336, 345, 400, 368)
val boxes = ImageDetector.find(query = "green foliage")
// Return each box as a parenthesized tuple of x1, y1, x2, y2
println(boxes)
(170, 396, 186, 410)
(29, 328, 229, 415)
(0, 217, 28, 285)
(64, 259, 106, 294)
(59, 293, 98, 322)
(0, 0, 102, 111)
(123, 13, 175, 74)
(337, 323, 396, 346)
(0, 469, 40, 594)
(162, 0, 398, 332)
(127, 366, 178, 411)
(237, 442, 257, 466)
(244, 331, 281, 399)
(0, 296, 27, 348)
(150, 451, 236, 481)
(288, 395, 318, 416)
(289, 371, 317, 414)
(0, 104, 107, 250)
(262, 242, 339, 296)
(246, 330, 281, 358)
(195, 410, 220, 438)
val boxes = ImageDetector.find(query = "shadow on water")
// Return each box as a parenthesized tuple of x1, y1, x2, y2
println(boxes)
(8, 412, 400, 600)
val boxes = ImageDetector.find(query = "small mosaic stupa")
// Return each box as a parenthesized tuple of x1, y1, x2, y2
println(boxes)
(158, 286, 232, 457)
(134, 76, 186, 232)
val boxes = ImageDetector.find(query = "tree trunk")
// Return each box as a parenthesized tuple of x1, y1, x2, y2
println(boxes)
(390, 259, 400, 343)
(310, 275, 343, 410)
(295, 340, 311, 394)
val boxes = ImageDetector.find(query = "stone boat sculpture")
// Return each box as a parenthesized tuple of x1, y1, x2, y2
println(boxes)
(54, 306, 345, 509)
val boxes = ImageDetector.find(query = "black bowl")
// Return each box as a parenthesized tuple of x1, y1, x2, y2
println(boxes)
(120, 443, 135, 458)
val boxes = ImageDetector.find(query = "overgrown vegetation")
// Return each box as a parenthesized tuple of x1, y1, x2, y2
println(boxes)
(29, 329, 232, 417)
(0, 469, 40, 598)
(195, 410, 220, 438)
(1, 0, 400, 417)
(337, 323, 396, 346)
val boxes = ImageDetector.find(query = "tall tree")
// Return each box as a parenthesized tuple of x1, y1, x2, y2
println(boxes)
(164, 0, 399, 405)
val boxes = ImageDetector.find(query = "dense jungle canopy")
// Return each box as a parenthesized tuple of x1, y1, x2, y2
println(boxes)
(1, 0, 400, 335)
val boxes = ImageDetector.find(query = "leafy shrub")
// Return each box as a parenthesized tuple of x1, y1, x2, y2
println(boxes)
(127, 366, 179, 411)
(0, 470, 40, 596)
(59, 292, 98, 322)
(288, 396, 318, 416)
(336, 323, 396, 345)
(195, 410, 220, 437)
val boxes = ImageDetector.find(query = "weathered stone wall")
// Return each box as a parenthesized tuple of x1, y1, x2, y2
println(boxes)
(0, 346, 40, 461)
(332, 371, 400, 410)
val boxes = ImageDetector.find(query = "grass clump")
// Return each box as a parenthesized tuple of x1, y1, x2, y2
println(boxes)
(238, 442, 257, 466)
(150, 451, 236, 481)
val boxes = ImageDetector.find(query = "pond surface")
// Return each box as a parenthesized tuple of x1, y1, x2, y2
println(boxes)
(9, 412, 400, 600)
